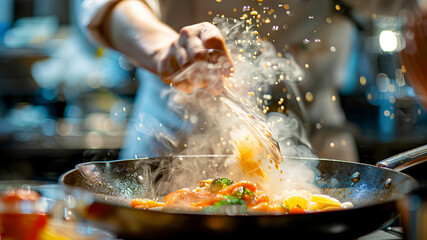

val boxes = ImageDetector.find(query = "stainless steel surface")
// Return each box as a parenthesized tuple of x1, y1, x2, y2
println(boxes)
(377, 144, 427, 171)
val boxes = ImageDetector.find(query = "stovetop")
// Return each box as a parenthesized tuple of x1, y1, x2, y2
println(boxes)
(360, 227, 403, 240)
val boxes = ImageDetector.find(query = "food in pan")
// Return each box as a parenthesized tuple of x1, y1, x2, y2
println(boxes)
(131, 128, 353, 214)
(131, 178, 353, 214)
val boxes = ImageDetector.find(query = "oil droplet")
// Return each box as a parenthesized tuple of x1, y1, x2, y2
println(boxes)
(137, 137, 141, 141)
(335, 4, 341, 11)
(330, 46, 336, 52)
(384, 110, 391, 117)
(265, 18, 271, 23)
(308, 16, 314, 19)
(284, 4, 290, 9)
(305, 92, 314, 102)
(331, 95, 337, 102)
(304, 64, 309, 68)
(243, 6, 250, 11)
(208, 11, 213, 15)
(326, 17, 333, 24)
(303, 39, 310, 44)
(384, 178, 392, 189)
(351, 172, 360, 183)
(216, 0, 221, 2)
(272, 26, 279, 31)
(330, 142, 335, 148)
(360, 76, 367, 85)
(137, 175, 144, 184)
(123, 107, 126, 112)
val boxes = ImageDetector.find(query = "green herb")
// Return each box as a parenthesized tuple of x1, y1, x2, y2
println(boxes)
(215, 195, 246, 206)
(202, 195, 247, 214)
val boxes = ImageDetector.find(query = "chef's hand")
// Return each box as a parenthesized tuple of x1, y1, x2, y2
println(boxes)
(157, 22, 233, 95)
(101, 1, 232, 95)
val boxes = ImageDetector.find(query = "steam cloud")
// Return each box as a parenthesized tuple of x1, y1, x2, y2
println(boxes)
(132, 16, 321, 199)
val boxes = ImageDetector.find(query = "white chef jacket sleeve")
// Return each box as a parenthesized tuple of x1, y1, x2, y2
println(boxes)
(79, 0, 161, 47)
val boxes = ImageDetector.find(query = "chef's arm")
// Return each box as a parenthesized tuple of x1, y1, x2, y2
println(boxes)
(100, 1, 176, 75)
(95, 0, 232, 94)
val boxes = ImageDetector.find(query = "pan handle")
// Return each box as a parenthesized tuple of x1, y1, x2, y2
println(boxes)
(376, 144, 427, 171)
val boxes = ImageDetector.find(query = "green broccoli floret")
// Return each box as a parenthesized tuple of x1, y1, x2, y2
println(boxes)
(232, 186, 255, 199)
(208, 178, 234, 192)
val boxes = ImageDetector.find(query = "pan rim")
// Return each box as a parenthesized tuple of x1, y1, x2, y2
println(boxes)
(58, 154, 419, 217)
(61, 154, 419, 185)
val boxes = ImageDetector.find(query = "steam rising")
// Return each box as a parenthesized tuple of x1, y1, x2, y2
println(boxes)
(132, 16, 321, 199)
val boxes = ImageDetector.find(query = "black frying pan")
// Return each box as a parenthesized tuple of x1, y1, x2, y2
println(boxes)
(60, 146, 427, 240)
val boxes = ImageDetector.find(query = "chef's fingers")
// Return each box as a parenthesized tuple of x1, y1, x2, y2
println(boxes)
(197, 22, 226, 50)
(198, 23, 233, 78)
(187, 37, 208, 62)
(181, 22, 233, 77)
(159, 42, 188, 81)
(178, 25, 207, 62)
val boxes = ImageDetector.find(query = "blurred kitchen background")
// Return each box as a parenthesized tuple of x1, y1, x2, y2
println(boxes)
(0, 0, 138, 181)
(1, 0, 427, 182)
